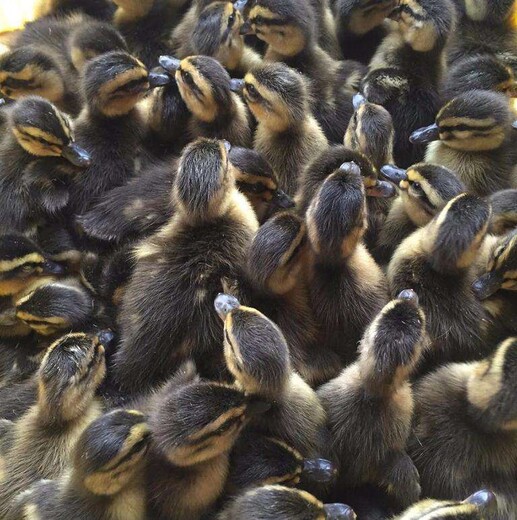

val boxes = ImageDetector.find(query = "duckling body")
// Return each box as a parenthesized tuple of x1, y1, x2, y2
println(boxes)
(489, 189, 517, 235)
(409, 337, 517, 519)
(114, 139, 258, 394)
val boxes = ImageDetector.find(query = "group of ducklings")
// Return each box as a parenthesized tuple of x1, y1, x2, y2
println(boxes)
(0, 0, 516, 518)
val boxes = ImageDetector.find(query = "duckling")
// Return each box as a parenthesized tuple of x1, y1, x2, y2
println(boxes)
(333, 0, 396, 63)
(375, 163, 466, 265)
(38, 0, 115, 20)
(0, 332, 105, 517)
(158, 54, 253, 147)
(394, 490, 497, 520)
(388, 193, 492, 372)
(242, 62, 329, 195)
(67, 51, 149, 216)
(304, 161, 389, 364)
(215, 294, 329, 457)
(8, 409, 150, 520)
(489, 189, 517, 235)
(218, 485, 356, 520)
(243, 0, 365, 143)
(412, 90, 517, 197)
(409, 337, 517, 519)
(0, 96, 91, 235)
(145, 362, 270, 520)
(114, 139, 258, 394)
(318, 290, 426, 510)
(442, 54, 517, 101)
(362, 0, 455, 167)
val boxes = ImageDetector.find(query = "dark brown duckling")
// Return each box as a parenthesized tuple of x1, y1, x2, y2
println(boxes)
(489, 189, 517, 235)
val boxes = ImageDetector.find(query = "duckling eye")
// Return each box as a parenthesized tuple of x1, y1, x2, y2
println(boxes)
(182, 70, 195, 88)
(410, 181, 424, 196)
(228, 12, 235, 27)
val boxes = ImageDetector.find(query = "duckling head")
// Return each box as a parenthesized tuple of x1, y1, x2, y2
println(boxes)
(410, 90, 511, 152)
(473, 228, 517, 300)
(38, 333, 106, 422)
(73, 409, 151, 495)
(0, 46, 65, 104)
(174, 138, 234, 221)
(339, 0, 397, 35)
(0, 234, 64, 296)
(150, 378, 270, 466)
(14, 279, 94, 336)
(242, 62, 308, 132)
(68, 21, 128, 73)
(223, 485, 356, 520)
(306, 161, 367, 263)
(345, 96, 395, 169)
(381, 163, 465, 227)
(10, 96, 91, 166)
(467, 337, 517, 432)
(215, 294, 291, 398)
(242, 0, 316, 55)
(396, 490, 497, 520)
(83, 51, 149, 117)
(489, 189, 517, 236)
(159, 55, 233, 123)
(424, 193, 490, 274)
(358, 289, 427, 391)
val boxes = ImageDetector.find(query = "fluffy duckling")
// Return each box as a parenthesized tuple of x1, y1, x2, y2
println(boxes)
(442, 54, 517, 101)
(0, 96, 91, 234)
(394, 490, 497, 520)
(242, 62, 329, 195)
(215, 294, 328, 457)
(363, 0, 455, 167)
(318, 290, 427, 510)
(489, 189, 517, 235)
(114, 139, 258, 394)
(219, 485, 356, 520)
(38, 0, 115, 20)
(0, 333, 105, 517)
(409, 337, 517, 519)
(304, 161, 388, 364)
(412, 90, 517, 197)
(8, 409, 150, 520)
(145, 362, 269, 520)
(243, 0, 364, 143)
(67, 51, 149, 215)
(375, 163, 466, 264)
(158, 54, 253, 147)
(388, 194, 492, 372)
(333, 0, 396, 63)
(246, 212, 342, 386)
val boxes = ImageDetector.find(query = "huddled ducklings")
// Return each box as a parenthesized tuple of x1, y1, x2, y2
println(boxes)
(219, 485, 356, 520)
(8, 409, 150, 520)
(114, 139, 258, 394)
(388, 193, 491, 371)
(0, 333, 105, 517)
(319, 290, 427, 510)
(489, 189, 517, 235)
(409, 337, 517, 519)
(412, 90, 517, 197)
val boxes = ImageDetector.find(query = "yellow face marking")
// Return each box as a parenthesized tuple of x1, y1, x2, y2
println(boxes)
(235, 171, 277, 191)
(112, 0, 154, 23)
(15, 311, 67, 325)
(0, 253, 44, 273)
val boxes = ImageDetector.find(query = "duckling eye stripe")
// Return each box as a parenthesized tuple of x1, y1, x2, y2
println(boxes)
(440, 123, 498, 133)
(251, 16, 287, 26)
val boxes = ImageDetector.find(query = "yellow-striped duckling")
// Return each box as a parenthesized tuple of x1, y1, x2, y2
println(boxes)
(214, 294, 329, 457)
(0, 96, 91, 234)
(409, 337, 517, 519)
(68, 51, 149, 215)
(158, 54, 253, 147)
(304, 161, 389, 364)
(0, 333, 105, 518)
(363, 0, 456, 167)
(489, 189, 517, 236)
(242, 62, 329, 195)
(219, 485, 356, 520)
(394, 490, 497, 520)
(388, 194, 492, 372)
(9, 409, 150, 520)
(412, 90, 517, 197)
(242, 0, 365, 143)
(319, 290, 427, 510)
(246, 212, 342, 386)
(114, 139, 258, 394)
(145, 362, 270, 520)
(375, 163, 466, 264)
